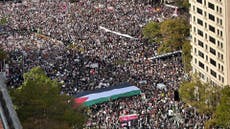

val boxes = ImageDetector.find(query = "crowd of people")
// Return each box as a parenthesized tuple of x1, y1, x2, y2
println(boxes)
(0, 0, 209, 128)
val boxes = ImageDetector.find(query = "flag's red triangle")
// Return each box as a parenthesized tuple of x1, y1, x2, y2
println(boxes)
(74, 97, 88, 105)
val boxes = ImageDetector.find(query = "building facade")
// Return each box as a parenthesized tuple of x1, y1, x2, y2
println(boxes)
(190, 0, 230, 86)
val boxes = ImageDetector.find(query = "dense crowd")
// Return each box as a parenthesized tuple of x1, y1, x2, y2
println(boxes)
(0, 0, 209, 128)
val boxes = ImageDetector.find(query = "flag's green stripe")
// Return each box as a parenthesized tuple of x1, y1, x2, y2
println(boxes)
(84, 90, 141, 106)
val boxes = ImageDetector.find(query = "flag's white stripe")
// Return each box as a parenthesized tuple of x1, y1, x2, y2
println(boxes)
(80, 86, 140, 101)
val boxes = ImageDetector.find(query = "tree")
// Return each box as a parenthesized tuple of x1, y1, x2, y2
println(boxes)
(214, 86, 230, 128)
(160, 18, 190, 53)
(10, 67, 87, 129)
(142, 21, 161, 42)
(182, 41, 192, 73)
(175, 0, 190, 10)
(179, 80, 196, 104)
(142, 18, 190, 54)
(179, 74, 221, 114)
(142, 18, 191, 72)
(179, 75, 230, 128)
(157, 41, 173, 54)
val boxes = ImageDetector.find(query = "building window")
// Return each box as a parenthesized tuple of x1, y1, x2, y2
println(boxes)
(208, 2, 215, 10)
(197, 8, 203, 15)
(198, 51, 204, 58)
(198, 29, 203, 37)
(210, 69, 217, 78)
(209, 36, 216, 44)
(199, 72, 205, 79)
(197, 0, 202, 4)
(218, 41, 223, 49)
(220, 42, 223, 48)
(218, 52, 221, 59)
(221, 54, 223, 60)
(199, 61, 205, 69)
(210, 58, 216, 67)
(197, 19, 203, 26)
(220, 19, 223, 25)
(209, 14, 215, 21)
(220, 7, 222, 14)
(209, 25, 215, 33)
(210, 47, 216, 55)
(210, 80, 217, 86)
(198, 40, 204, 47)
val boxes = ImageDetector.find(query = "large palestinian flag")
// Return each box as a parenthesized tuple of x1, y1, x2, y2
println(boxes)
(74, 83, 141, 106)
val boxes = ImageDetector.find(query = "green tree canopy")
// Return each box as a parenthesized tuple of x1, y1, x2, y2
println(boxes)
(175, 0, 190, 10)
(179, 80, 196, 103)
(142, 18, 191, 73)
(182, 41, 192, 73)
(179, 74, 221, 114)
(179, 75, 230, 128)
(142, 21, 161, 42)
(214, 86, 230, 128)
(10, 67, 87, 129)
(160, 18, 190, 53)
(142, 18, 190, 54)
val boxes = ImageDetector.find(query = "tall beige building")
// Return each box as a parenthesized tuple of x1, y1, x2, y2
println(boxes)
(190, 0, 230, 86)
